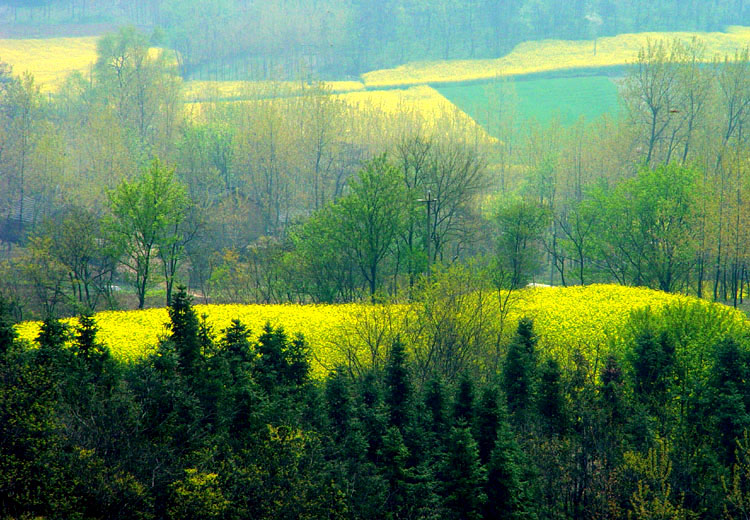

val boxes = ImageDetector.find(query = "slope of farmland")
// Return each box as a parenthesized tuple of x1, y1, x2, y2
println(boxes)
(438, 75, 622, 130)
(0, 36, 98, 92)
(15, 285, 747, 377)
(361, 26, 750, 88)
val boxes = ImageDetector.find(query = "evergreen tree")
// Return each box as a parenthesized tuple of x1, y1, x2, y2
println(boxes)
(73, 313, 110, 376)
(630, 328, 675, 408)
(711, 337, 750, 464)
(253, 322, 310, 394)
(476, 385, 501, 465)
(537, 358, 567, 435)
(380, 425, 411, 516)
(453, 372, 475, 427)
(484, 407, 532, 520)
(167, 286, 201, 378)
(502, 317, 538, 427)
(0, 294, 16, 357)
(326, 368, 354, 444)
(424, 377, 449, 456)
(385, 337, 412, 433)
(221, 319, 253, 363)
(357, 370, 387, 464)
(438, 426, 487, 520)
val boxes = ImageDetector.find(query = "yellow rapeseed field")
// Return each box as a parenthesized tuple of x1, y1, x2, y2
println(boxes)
(361, 26, 750, 88)
(0, 36, 99, 92)
(16, 285, 746, 377)
(334, 85, 498, 145)
(183, 79, 365, 102)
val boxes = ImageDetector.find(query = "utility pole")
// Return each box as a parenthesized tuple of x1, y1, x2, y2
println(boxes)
(417, 191, 435, 279)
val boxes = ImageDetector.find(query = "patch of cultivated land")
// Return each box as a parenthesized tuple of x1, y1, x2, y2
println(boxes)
(15, 285, 747, 377)
(0, 35, 99, 91)
(361, 26, 750, 88)
(438, 75, 622, 130)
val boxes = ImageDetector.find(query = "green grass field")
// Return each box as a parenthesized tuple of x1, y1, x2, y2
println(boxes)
(437, 75, 622, 133)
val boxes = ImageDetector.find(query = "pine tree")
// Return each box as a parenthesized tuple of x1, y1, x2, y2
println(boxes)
(168, 286, 201, 378)
(254, 323, 310, 394)
(424, 377, 449, 453)
(476, 385, 501, 465)
(711, 338, 750, 464)
(326, 368, 354, 444)
(484, 407, 532, 520)
(221, 319, 252, 363)
(502, 317, 538, 426)
(438, 426, 487, 520)
(0, 294, 16, 357)
(380, 425, 411, 516)
(385, 337, 412, 433)
(630, 328, 675, 408)
(537, 358, 567, 435)
(73, 313, 110, 376)
(357, 370, 387, 464)
(453, 372, 475, 427)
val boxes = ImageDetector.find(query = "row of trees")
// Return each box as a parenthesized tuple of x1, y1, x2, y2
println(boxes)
(6, 0, 750, 77)
(3, 288, 750, 518)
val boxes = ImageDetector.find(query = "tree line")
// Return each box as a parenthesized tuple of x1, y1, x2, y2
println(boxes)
(5, 0, 750, 78)
(1, 29, 750, 318)
(3, 287, 750, 518)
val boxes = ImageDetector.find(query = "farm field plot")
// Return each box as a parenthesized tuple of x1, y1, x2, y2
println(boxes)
(0, 36, 98, 91)
(183, 79, 366, 102)
(16, 285, 746, 377)
(361, 26, 750, 88)
(438, 76, 622, 131)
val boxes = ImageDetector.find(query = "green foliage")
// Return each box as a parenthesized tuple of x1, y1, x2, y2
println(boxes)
(254, 322, 311, 394)
(484, 410, 532, 520)
(502, 317, 538, 426)
(453, 372, 475, 426)
(385, 337, 413, 432)
(0, 294, 17, 356)
(107, 157, 191, 309)
(331, 155, 410, 298)
(591, 163, 699, 291)
(167, 286, 201, 377)
(168, 468, 229, 520)
(537, 358, 568, 435)
(492, 199, 551, 290)
(438, 426, 487, 520)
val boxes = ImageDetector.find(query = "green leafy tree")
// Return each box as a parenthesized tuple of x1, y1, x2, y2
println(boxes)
(167, 468, 229, 520)
(331, 155, 410, 299)
(492, 198, 550, 290)
(107, 156, 190, 309)
(591, 163, 698, 292)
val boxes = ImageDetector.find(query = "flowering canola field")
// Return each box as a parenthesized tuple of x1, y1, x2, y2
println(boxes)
(183, 80, 366, 102)
(0, 36, 99, 92)
(361, 26, 750, 88)
(16, 285, 747, 377)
